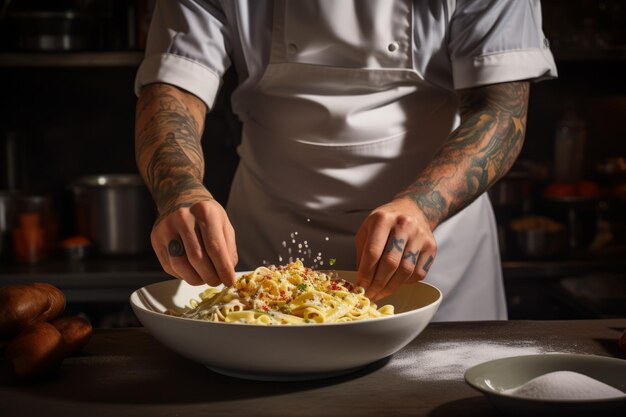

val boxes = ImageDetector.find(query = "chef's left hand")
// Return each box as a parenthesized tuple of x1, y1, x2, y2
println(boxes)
(355, 197, 437, 301)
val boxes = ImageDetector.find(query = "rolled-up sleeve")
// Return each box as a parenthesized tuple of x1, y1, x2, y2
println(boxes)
(134, 0, 232, 110)
(449, 0, 557, 89)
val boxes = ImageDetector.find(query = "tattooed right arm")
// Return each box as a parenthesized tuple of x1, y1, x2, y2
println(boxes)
(135, 83, 238, 287)
(135, 83, 211, 222)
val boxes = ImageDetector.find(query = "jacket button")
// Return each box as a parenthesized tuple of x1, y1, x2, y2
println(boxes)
(388, 42, 399, 52)
(287, 43, 298, 54)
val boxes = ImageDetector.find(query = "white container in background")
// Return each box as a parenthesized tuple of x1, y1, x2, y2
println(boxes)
(554, 113, 587, 183)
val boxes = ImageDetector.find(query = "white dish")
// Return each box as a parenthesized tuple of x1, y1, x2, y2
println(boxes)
(464, 353, 626, 415)
(130, 270, 441, 381)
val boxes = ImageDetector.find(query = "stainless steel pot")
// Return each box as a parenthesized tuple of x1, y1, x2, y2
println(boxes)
(70, 174, 155, 256)
(488, 171, 533, 207)
(511, 228, 567, 259)
(6, 10, 96, 51)
(509, 216, 567, 259)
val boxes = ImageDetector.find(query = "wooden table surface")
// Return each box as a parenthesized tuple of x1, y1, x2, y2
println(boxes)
(1, 319, 625, 417)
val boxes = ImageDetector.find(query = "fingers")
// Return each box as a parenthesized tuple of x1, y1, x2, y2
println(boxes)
(151, 233, 180, 279)
(364, 232, 407, 299)
(192, 203, 237, 286)
(153, 212, 209, 286)
(182, 215, 225, 284)
(406, 245, 437, 284)
(356, 215, 390, 291)
(151, 201, 238, 287)
(371, 236, 437, 301)
(224, 222, 239, 268)
(370, 243, 420, 301)
(152, 230, 205, 286)
(356, 207, 437, 301)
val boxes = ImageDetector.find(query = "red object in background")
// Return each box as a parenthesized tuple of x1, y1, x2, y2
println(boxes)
(576, 180, 601, 198)
(13, 213, 45, 265)
(545, 181, 577, 198)
(60, 235, 90, 248)
(10, 195, 58, 265)
(544, 180, 601, 199)
(60, 235, 91, 262)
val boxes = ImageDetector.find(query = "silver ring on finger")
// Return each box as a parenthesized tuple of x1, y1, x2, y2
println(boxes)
(168, 238, 185, 257)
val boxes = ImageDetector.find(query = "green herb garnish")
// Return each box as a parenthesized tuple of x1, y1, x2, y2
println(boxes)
(296, 283, 308, 292)
(329, 258, 336, 266)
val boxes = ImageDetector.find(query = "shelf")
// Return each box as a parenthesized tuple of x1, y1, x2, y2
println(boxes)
(502, 258, 626, 280)
(0, 256, 168, 303)
(0, 51, 144, 67)
(0, 256, 167, 282)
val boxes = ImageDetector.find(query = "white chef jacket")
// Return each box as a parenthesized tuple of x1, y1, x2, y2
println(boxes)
(135, 0, 557, 321)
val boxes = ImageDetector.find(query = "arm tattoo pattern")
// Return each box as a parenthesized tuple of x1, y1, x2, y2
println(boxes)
(135, 84, 211, 222)
(397, 81, 530, 228)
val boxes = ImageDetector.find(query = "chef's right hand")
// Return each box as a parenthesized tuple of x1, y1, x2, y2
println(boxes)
(150, 195, 238, 287)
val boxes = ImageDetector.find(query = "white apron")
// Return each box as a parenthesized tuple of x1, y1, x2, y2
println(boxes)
(226, 0, 507, 321)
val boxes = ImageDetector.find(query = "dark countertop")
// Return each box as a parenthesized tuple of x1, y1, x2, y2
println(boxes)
(1, 319, 625, 417)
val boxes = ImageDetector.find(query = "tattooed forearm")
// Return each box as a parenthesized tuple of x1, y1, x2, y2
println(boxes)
(397, 81, 529, 228)
(135, 84, 210, 219)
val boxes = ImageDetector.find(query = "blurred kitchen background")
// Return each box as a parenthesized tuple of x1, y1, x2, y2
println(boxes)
(0, 0, 625, 326)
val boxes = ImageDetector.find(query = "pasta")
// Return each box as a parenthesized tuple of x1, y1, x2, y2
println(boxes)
(167, 259, 394, 325)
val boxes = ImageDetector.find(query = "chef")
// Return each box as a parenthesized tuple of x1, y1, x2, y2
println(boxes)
(134, 0, 557, 321)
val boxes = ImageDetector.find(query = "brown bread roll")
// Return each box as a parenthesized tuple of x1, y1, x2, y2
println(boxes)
(4, 322, 66, 379)
(0, 283, 66, 342)
(51, 316, 93, 355)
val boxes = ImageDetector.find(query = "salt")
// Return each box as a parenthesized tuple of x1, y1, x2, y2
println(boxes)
(389, 341, 551, 381)
(275, 229, 334, 269)
(503, 371, 625, 400)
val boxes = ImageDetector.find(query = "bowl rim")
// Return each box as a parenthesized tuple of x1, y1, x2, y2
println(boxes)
(130, 276, 442, 329)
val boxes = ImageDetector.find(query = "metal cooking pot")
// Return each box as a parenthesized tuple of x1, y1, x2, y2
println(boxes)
(508, 216, 567, 259)
(70, 174, 155, 256)
(511, 227, 567, 259)
(488, 170, 533, 207)
(5, 10, 97, 51)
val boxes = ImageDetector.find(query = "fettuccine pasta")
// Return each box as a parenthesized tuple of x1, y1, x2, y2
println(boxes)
(167, 259, 394, 325)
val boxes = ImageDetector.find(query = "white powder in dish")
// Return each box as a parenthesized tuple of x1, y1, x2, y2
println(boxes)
(503, 371, 625, 400)
(389, 341, 556, 381)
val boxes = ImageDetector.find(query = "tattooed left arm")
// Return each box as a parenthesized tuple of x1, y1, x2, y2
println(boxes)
(397, 81, 530, 228)
(356, 81, 529, 300)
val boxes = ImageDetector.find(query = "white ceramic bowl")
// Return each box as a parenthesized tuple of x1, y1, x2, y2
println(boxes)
(130, 271, 441, 381)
